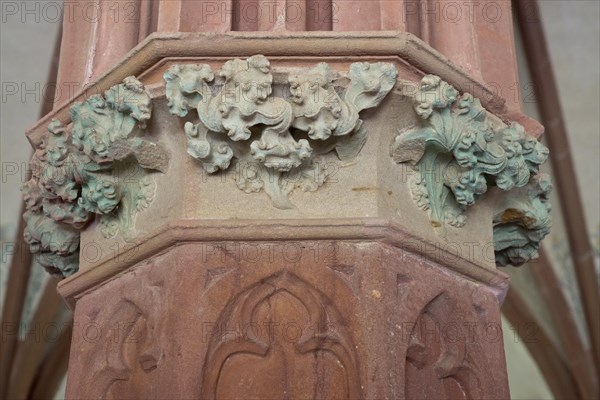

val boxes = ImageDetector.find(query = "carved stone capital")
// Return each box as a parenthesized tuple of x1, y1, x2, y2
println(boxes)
(24, 35, 552, 280)
(25, 31, 547, 400)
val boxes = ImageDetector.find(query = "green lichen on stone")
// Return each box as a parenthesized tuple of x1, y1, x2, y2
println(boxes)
(22, 77, 168, 278)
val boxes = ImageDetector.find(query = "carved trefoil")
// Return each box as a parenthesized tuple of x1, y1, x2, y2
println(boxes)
(22, 77, 168, 277)
(390, 75, 551, 265)
(165, 55, 397, 209)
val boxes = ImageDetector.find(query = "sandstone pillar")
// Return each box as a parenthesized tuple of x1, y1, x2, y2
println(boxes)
(23, 3, 551, 399)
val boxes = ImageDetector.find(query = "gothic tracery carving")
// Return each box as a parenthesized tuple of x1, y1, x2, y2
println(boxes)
(201, 271, 362, 399)
(71, 275, 164, 398)
(405, 291, 492, 399)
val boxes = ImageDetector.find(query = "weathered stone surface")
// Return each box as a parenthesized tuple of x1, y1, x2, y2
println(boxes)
(494, 174, 553, 266)
(73, 86, 504, 276)
(27, 30, 547, 399)
(65, 240, 509, 399)
(391, 75, 549, 233)
(22, 77, 168, 277)
(165, 55, 397, 209)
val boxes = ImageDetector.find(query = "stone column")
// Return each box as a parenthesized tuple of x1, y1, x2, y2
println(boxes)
(23, 4, 551, 400)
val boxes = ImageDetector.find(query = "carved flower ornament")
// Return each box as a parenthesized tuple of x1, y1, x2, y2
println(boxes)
(164, 55, 398, 209)
(22, 77, 168, 277)
(391, 75, 551, 265)
(23, 66, 551, 276)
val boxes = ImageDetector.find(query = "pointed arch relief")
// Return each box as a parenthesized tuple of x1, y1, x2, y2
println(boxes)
(71, 277, 164, 399)
(200, 271, 362, 399)
(405, 292, 486, 400)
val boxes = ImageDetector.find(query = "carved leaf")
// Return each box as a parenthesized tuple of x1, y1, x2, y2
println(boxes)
(391, 75, 550, 240)
(165, 56, 397, 208)
(184, 122, 234, 173)
(290, 63, 343, 140)
(23, 77, 167, 277)
(164, 64, 213, 117)
(493, 174, 552, 266)
(136, 176, 156, 212)
(345, 62, 398, 113)
(234, 162, 265, 193)
(78, 175, 121, 215)
(335, 122, 368, 161)
(100, 214, 120, 239)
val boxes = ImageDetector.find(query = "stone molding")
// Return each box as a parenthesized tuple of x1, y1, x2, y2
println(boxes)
(26, 32, 543, 148)
(56, 218, 510, 307)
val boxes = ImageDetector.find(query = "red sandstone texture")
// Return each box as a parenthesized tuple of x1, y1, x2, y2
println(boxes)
(66, 241, 508, 399)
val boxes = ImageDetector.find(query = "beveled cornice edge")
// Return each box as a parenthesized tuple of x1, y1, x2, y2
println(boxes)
(27, 31, 543, 148)
(57, 217, 510, 308)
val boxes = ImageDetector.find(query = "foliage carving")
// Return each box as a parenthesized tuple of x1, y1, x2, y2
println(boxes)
(493, 174, 552, 266)
(165, 55, 397, 208)
(22, 77, 167, 277)
(390, 75, 551, 265)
